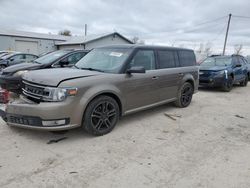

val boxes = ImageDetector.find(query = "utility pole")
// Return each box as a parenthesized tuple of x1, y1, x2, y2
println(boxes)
(222, 13, 232, 55)
(84, 24, 87, 36)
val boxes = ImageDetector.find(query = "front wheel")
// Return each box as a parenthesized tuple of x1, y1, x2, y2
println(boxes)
(222, 76, 233, 92)
(175, 82, 194, 108)
(240, 76, 248, 87)
(83, 96, 120, 136)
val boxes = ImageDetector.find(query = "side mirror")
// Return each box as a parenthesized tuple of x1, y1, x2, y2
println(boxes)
(126, 66, 146, 74)
(59, 58, 69, 67)
(9, 58, 14, 61)
(235, 63, 242, 68)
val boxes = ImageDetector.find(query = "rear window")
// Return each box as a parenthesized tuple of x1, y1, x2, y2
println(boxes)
(178, 50, 196, 67)
(157, 50, 176, 68)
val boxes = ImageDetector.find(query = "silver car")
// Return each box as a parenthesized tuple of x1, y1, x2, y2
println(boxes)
(4, 45, 199, 136)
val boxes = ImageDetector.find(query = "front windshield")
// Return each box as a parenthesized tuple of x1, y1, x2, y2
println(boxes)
(75, 48, 132, 73)
(35, 50, 69, 64)
(201, 57, 232, 67)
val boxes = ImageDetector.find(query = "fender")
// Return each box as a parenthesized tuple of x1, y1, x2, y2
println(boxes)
(179, 73, 197, 92)
(78, 84, 124, 120)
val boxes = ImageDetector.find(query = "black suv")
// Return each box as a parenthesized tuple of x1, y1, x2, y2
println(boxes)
(0, 49, 89, 93)
(199, 55, 248, 91)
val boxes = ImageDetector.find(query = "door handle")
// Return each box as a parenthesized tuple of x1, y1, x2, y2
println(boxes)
(152, 76, 159, 80)
(178, 73, 184, 76)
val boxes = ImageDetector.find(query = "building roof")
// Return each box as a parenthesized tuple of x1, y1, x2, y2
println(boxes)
(55, 32, 134, 46)
(0, 28, 69, 41)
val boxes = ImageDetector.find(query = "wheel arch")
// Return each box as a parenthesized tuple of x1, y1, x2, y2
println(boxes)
(79, 87, 124, 121)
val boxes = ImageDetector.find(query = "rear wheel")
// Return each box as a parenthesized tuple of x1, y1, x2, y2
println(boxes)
(175, 82, 194, 108)
(83, 96, 119, 136)
(240, 75, 248, 87)
(222, 76, 233, 92)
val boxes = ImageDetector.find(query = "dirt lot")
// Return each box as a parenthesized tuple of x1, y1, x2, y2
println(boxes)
(0, 85, 250, 188)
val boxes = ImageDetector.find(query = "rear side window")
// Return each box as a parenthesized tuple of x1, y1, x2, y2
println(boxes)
(157, 50, 176, 68)
(178, 50, 196, 67)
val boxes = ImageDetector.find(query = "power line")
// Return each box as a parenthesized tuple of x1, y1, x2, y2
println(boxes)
(232, 15, 250, 19)
(209, 22, 228, 43)
(137, 15, 227, 37)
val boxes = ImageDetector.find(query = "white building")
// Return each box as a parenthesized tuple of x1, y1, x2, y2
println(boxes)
(0, 28, 69, 55)
(56, 32, 134, 50)
(0, 29, 133, 55)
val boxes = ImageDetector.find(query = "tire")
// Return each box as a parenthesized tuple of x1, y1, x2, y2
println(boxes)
(0, 65, 6, 71)
(175, 82, 194, 108)
(240, 75, 248, 87)
(222, 76, 233, 92)
(83, 95, 120, 136)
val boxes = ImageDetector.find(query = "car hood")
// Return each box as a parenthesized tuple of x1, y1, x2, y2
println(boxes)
(22, 68, 102, 86)
(199, 66, 228, 71)
(3, 63, 42, 74)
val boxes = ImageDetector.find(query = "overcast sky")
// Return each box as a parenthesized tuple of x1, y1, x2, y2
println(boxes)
(0, 0, 250, 54)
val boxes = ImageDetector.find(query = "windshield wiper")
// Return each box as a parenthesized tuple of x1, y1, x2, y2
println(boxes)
(80, 67, 104, 72)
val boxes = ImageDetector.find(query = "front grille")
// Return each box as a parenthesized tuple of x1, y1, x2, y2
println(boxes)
(199, 71, 211, 78)
(22, 80, 50, 102)
(7, 114, 42, 126)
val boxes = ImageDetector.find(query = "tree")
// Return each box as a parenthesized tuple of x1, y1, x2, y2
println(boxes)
(58, 29, 72, 36)
(131, 36, 145, 44)
(234, 44, 243, 55)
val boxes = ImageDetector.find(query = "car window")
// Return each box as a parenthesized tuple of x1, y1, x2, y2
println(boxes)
(66, 52, 86, 65)
(10, 54, 25, 61)
(129, 50, 155, 70)
(178, 51, 196, 67)
(238, 57, 245, 65)
(25, 55, 37, 61)
(157, 50, 176, 68)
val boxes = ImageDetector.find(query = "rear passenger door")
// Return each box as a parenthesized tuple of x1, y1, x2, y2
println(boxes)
(156, 50, 181, 101)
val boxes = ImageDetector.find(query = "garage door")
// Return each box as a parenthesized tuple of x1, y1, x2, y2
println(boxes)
(15, 40, 39, 55)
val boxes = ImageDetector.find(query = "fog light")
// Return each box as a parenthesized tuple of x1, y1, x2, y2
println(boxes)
(42, 119, 66, 126)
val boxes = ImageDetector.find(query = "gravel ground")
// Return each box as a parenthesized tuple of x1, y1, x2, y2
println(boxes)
(0, 85, 250, 188)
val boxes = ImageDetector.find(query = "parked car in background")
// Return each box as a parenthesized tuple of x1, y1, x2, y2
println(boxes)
(0, 52, 38, 70)
(0, 51, 16, 58)
(3, 45, 198, 136)
(0, 49, 89, 93)
(199, 55, 248, 91)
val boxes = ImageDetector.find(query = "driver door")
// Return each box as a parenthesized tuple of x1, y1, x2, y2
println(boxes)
(122, 49, 161, 112)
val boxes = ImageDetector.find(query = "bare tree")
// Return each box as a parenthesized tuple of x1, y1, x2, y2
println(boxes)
(58, 29, 72, 36)
(131, 36, 145, 44)
(234, 44, 243, 55)
(204, 42, 212, 57)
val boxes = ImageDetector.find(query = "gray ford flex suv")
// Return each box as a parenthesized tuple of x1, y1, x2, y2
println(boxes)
(3, 45, 198, 136)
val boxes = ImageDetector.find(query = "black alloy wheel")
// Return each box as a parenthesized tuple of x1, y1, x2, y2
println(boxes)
(175, 82, 194, 108)
(83, 96, 119, 136)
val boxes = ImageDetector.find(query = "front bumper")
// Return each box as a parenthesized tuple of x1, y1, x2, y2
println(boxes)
(4, 96, 83, 131)
(199, 74, 226, 87)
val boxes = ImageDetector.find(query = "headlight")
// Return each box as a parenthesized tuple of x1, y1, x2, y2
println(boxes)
(43, 87, 78, 102)
(13, 70, 29, 76)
